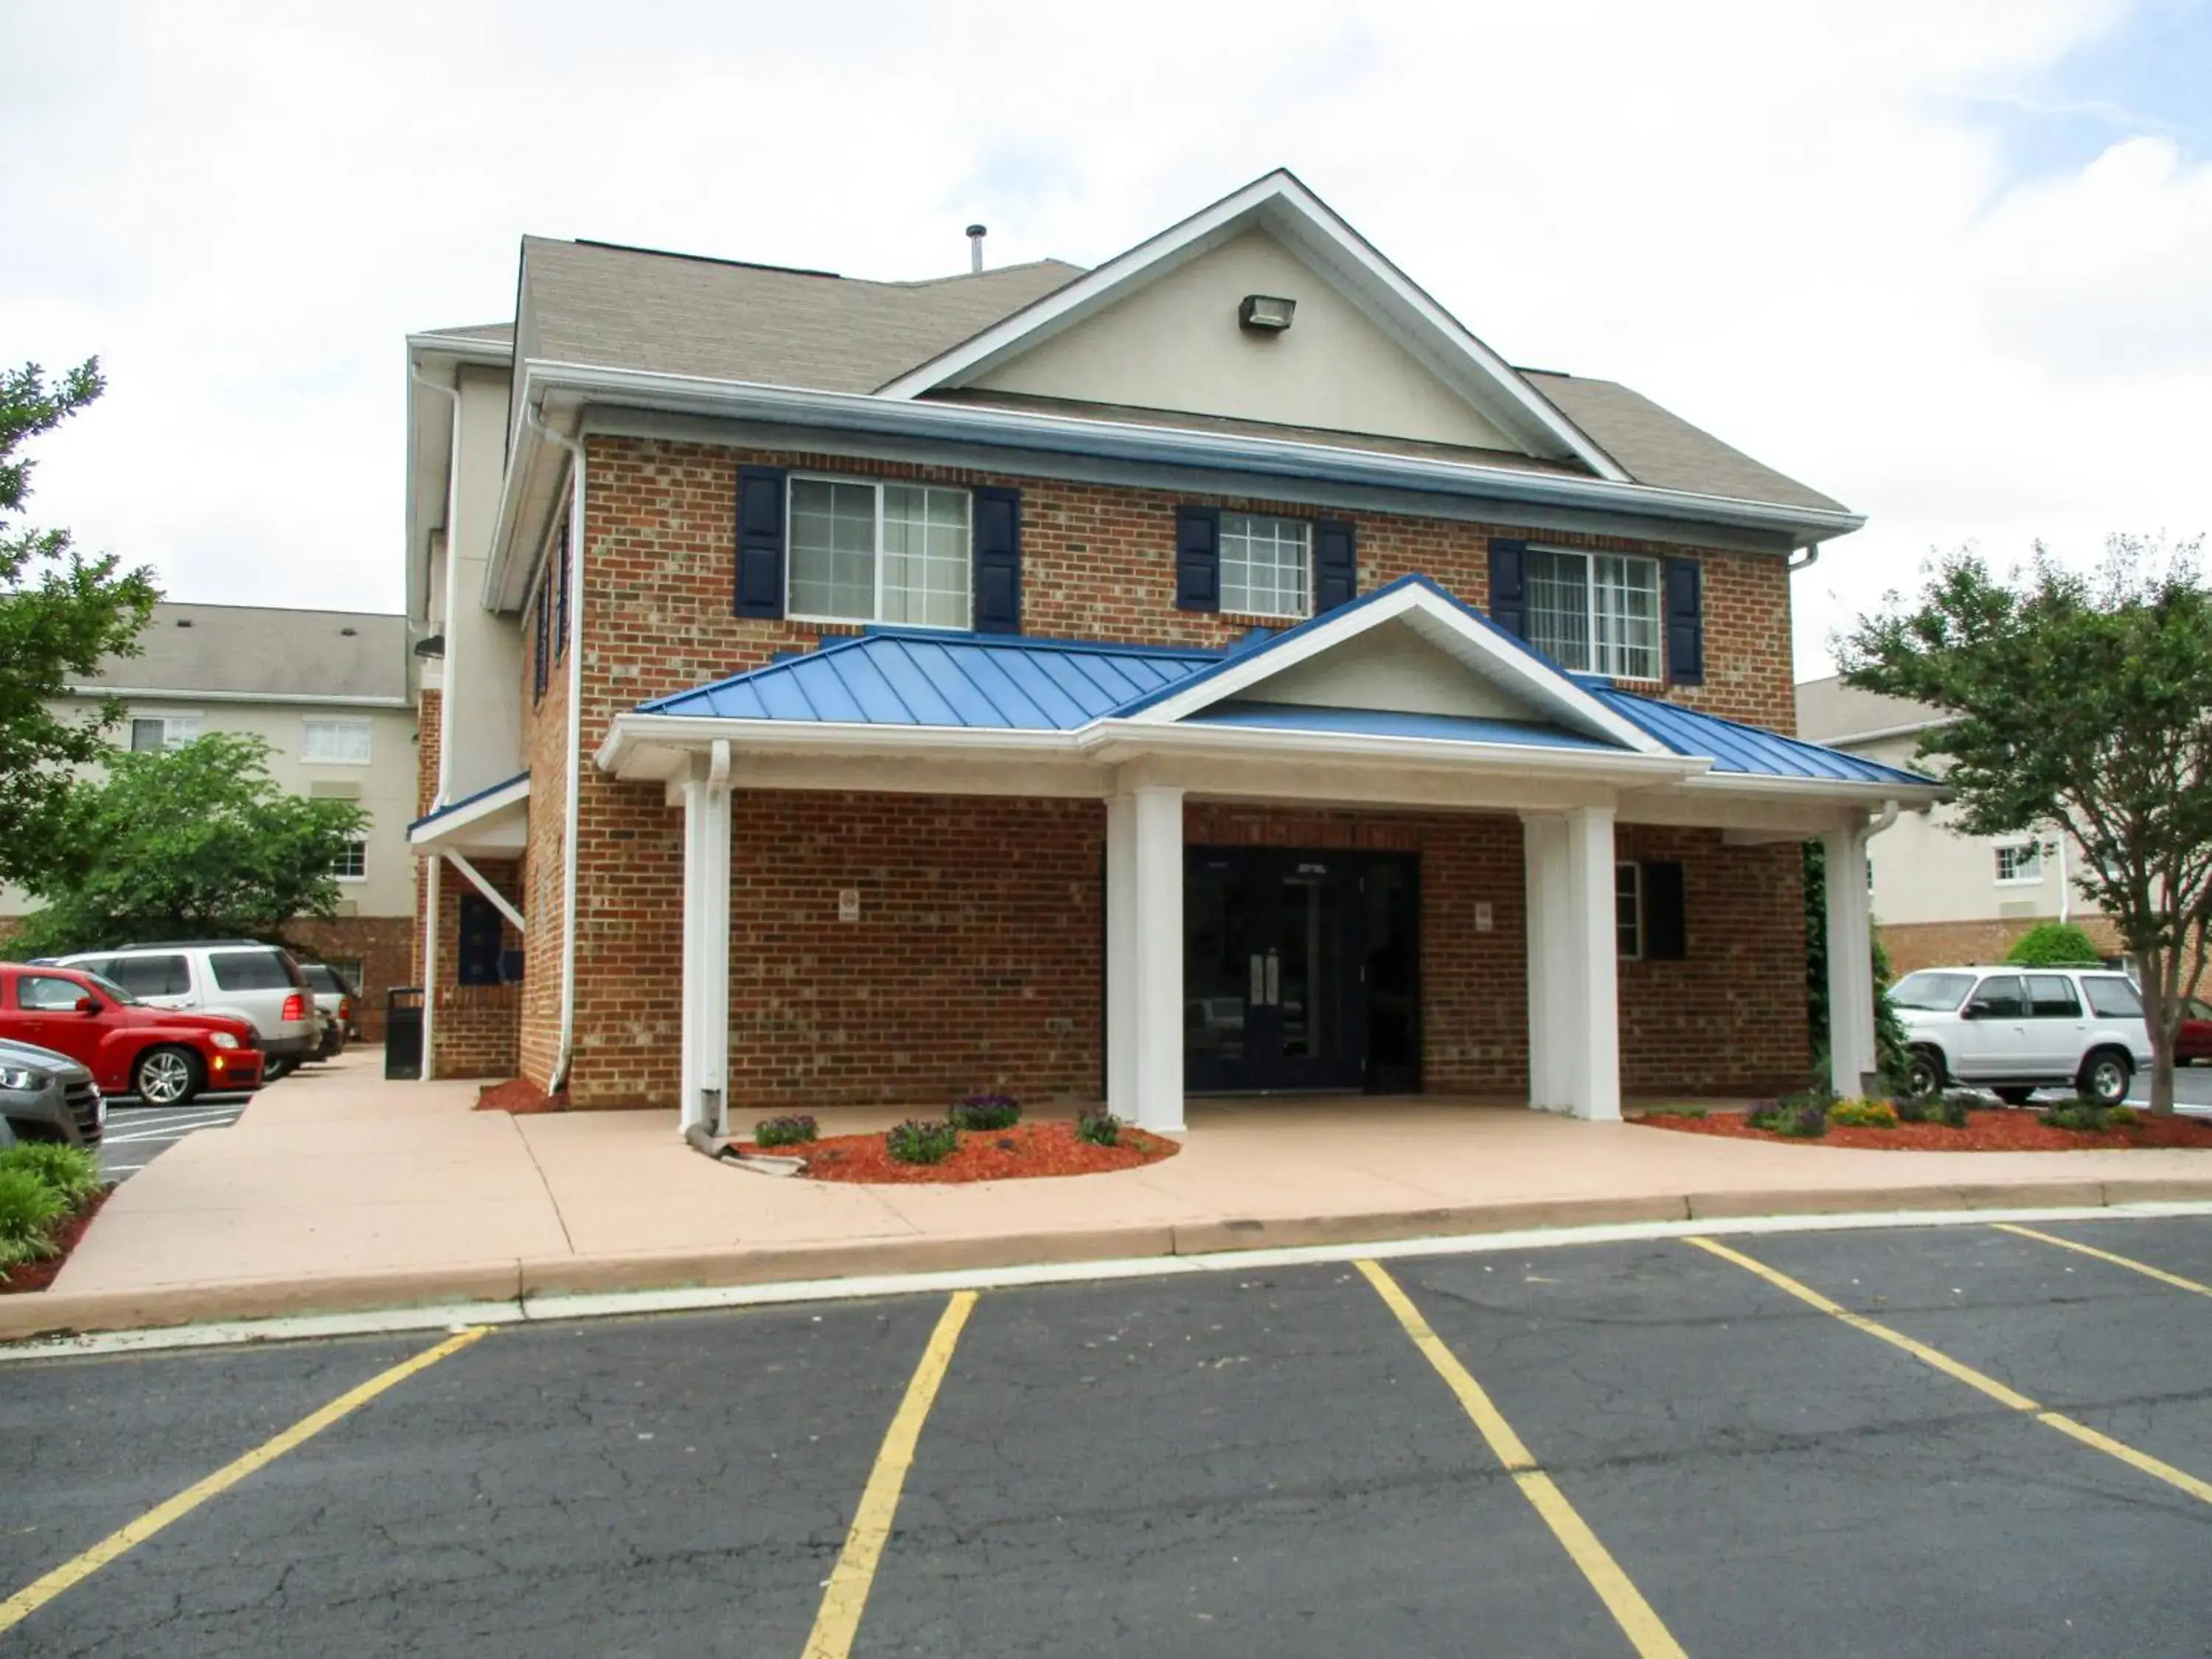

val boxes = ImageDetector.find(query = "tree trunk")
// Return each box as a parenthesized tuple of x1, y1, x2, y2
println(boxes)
(2143, 943, 2177, 1116)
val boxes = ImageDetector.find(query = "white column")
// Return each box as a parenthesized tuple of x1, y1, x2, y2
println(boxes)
(420, 852, 440, 1082)
(1106, 782, 1185, 1133)
(1823, 824, 1877, 1099)
(1521, 813, 1570, 1110)
(678, 763, 733, 1135)
(1564, 804, 1622, 1122)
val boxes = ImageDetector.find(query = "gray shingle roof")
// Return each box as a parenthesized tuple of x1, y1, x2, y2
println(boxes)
(75, 604, 410, 703)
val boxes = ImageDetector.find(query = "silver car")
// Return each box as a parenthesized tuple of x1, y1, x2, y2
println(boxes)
(1891, 965, 2153, 1105)
(58, 942, 321, 1081)
(0, 1037, 104, 1147)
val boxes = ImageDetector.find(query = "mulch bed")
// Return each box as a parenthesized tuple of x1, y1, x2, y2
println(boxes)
(735, 1121, 1180, 1184)
(1640, 1108, 2212, 1152)
(476, 1077, 569, 1113)
(0, 1185, 114, 1295)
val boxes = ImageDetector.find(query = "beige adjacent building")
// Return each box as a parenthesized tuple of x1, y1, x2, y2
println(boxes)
(0, 603, 420, 1032)
(1795, 675, 2123, 973)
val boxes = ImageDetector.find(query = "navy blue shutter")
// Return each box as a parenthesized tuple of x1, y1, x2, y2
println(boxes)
(734, 466, 787, 619)
(1175, 506, 1220, 611)
(1488, 538, 1528, 638)
(456, 894, 504, 987)
(1664, 557, 1704, 685)
(554, 512, 570, 661)
(532, 580, 549, 702)
(971, 486, 1022, 634)
(1642, 861, 1686, 960)
(1313, 518, 1357, 613)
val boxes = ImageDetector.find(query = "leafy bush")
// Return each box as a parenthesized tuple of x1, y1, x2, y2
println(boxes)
(1933, 1091, 1978, 1129)
(1828, 1099, 1899, 1128)
(1893, 1093, 1930, 1124)
(886, 1119, 959, 1165)
(1074, 1110, 1121, 1147)
(2004, 921, 2103, 968)
(2107, 1105, 2141, 1127)
(753, 1115, 818, 1150)
(0, 1169, 68, 1267)
(948, 1094, 1020, 1132)
(0, 1142, 102, 1206)
(2040, 1099, 2112, 1133)
(1750, 1087, 1834, 1137)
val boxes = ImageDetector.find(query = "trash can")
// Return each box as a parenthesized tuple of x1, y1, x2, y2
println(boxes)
(384, 986, 425, 1080)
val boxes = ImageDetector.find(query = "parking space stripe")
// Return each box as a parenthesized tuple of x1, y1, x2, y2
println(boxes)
(1355, 1260, 1688, 1659)
(1992, 1223, 2212, 1300)
(1687, 1237, 2212, 1506)
(801, 1290, 976, 1659)
(0, 1326, 489, 1637)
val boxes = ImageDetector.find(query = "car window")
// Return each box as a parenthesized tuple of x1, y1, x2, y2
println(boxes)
(302, 965, 337, 992)
(16, 975, 91, 1012)
(2188, 998, 2212, 1021)
(2026, 974, 2081, 1018)
(1969, 974, 2026, 1018)
(209, 950, 292, 992)
(2082, 976, 2145, 1018)
(103, 953, 191, 997)
(1891, 971, 1975, 1011)
(84, 973, 140, 1006)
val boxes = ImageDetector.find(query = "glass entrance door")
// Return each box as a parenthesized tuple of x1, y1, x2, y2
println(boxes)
(1184, 848, 1379, 1093)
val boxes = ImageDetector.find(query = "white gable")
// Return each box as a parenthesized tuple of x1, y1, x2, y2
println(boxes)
(1230, 619, 1546, 721)
(973, 232, 1520, 453)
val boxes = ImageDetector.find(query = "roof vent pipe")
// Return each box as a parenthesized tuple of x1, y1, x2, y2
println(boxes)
(966, 223, 987, 274)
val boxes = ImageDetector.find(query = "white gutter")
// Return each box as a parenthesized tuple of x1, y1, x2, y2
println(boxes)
(65, 686, 411, 709)
(487, 361, 1868, 610)
(525, 404, 588, 1095)
(408, 364, 463, 1078)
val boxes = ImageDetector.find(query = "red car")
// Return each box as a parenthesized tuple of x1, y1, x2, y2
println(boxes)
(0, 962, 265, 1105)
(2176, 997, 2212, 1064)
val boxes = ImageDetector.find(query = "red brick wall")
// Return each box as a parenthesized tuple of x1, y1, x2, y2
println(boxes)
(409, 688, 440, 985)
(430, 855, 524, 1079)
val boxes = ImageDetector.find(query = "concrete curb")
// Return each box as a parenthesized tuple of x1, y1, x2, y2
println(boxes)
(7, 1177, 2212, 1344)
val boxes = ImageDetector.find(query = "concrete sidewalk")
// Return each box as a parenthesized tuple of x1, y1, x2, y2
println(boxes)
(9, 1049, 2212, 1339)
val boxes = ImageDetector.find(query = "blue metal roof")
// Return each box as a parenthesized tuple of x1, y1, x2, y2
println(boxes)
(1593, 688, 1931, 785)
(638, 630, 1217, 730)
(628, 585, 1936, 790)
(407, 770, 529, 835)
(1187, 701, 1618, 750)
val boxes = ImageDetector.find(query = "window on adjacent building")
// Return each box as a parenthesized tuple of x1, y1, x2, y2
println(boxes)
(787, 477, 970, 629)
(129, 714, 202, 753)
(1994, 841, 2042, 883)
(1524, 549, 1661, 680)
(331, 839, 366, 881)
(302, 718, 372, 764)
(1219, 513, 1310, 619)
(1615, 861, 1642, 959)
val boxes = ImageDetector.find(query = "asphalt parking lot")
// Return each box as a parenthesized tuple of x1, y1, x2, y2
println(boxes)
(95, 1098, 251, 1183)
(3, 1213, 2208, 1656)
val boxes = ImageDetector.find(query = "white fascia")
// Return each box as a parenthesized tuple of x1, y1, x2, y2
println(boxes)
(872, 169, 1628, 482)
(66, 686, 409, 709)
(485, 361, 1865, 616)
(1120, 580, 1667, 757)
(406, 332, 515, 630)
(408, 775, 532, 850)
(1680, 772, 1946, 806)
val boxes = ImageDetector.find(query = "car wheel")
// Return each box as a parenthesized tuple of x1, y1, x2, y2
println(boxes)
(264, 1057, 295, 1083)
(2077, 1048, 2132, 1106)
(133, 1046, 201, 1107)
(1994, 1086, 2036, 1107)
(1902, 1047, 1944, 1102)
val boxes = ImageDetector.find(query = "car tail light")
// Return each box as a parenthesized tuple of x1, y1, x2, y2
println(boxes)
(281, 992, 305, 1022)
(340, 996, 354, 1020)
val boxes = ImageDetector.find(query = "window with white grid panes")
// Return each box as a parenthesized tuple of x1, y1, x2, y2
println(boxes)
(787, 478, 970, 629)
(1219, 513, 1310, 619)
(1524, 549, 1661, 680)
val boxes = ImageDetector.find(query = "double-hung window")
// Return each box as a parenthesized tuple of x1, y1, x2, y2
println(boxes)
(129, 713, 202, 753)
(331, 839, 367, 881)
(302, 718, 372, 764)
(1525, 549, 1661, 680)
(787, 477, 970, 629)
(1615, 862, 1643, 958)
(1994, 842, 2042, 883)
(1220, 513, 1310, 619)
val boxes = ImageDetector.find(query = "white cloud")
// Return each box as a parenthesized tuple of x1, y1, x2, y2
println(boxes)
(4, 0, 2207, 681)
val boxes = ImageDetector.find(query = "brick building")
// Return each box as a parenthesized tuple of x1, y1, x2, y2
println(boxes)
(403, 170, 1936, 1130)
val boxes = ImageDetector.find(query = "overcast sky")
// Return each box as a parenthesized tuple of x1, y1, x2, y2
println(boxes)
(7, 0, 2208, 675)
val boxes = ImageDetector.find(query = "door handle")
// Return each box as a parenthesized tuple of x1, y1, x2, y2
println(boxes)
(1250, 953, 1266, 1006)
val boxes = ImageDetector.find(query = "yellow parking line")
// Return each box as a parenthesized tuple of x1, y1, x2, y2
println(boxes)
(0, 1326, 490, 1636)
(802, 1291, 976, 1659)
(1356, 1260, 1687, 1659)
(1688, 1236, 2212, 1506)
(1992, 1222, 2212, 1300)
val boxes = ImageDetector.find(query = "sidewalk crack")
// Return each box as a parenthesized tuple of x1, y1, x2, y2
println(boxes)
(514, 1119, 577, 1255)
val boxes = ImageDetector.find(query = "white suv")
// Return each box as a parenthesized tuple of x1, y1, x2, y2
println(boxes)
(57, 942, 322, 1080)
(1891, 965, 2152, 1105)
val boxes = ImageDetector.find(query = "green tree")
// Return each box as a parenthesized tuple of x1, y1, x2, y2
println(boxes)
(0, 358, 161, 886)
(2004, 920, 2103, 967)
(8, 733, 367, 956)
(1842, 538, 2212, 1113)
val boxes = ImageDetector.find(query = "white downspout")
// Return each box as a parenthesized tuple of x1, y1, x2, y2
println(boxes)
(525, 405, 587, 1095)
(410, 364, 461, 1080)
(2055, 833, 2070, 925)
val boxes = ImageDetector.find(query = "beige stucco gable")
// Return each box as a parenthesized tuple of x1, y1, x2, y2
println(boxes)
(971, 231, 1522, 453)
(1225, 619, 1549, 723)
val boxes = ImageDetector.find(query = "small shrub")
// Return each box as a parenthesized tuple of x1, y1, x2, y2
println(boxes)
(1893, 1093, 1930, 1124)
(886, 1119, 959, 1165)
(1829, 1099, 1899, 1128)
(1933, 1091, 1979, 1129)
(1753, 1087, 1833, 1137)
(948, 1093, 1020, 1132)
(1640, 1103, 1708, 1119)
(753, 1115, 818, 1150)
(0, 1169, 68, 1267)
(2040, 1099, 2110, 1133)
(1074, 1110, 1121, 1147)
(0, 1142, 102, 1206)
(2107, 1105, 2141, 1127)
(2004, 921, 2104, 968)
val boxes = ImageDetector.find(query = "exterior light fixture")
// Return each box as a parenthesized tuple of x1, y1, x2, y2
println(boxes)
(412, 634, 445, 658)
(1239, 293, 1296, 333)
